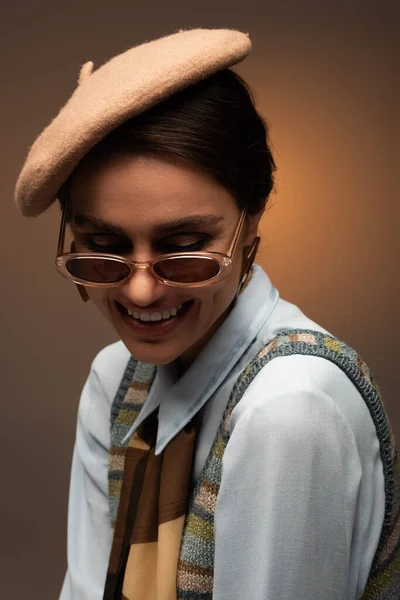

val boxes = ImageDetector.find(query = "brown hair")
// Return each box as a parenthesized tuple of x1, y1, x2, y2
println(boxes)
(59, 68, 276, 216)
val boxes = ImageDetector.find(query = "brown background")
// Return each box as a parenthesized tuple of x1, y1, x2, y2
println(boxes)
(1, 1, 399, 598)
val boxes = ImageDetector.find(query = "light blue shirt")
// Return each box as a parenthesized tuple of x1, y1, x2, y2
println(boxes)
(60, 265, 385, 600)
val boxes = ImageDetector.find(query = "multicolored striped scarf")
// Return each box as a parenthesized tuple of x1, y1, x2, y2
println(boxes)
(103, 407, 196, 599)
(104, 329, 400, 599)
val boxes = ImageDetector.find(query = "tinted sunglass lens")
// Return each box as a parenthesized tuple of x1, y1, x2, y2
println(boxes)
(153, 257, 220, 283)
(66, 257, 130, 283)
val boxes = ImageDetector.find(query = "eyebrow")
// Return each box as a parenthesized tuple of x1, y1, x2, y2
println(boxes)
(73, 214, 224, 235)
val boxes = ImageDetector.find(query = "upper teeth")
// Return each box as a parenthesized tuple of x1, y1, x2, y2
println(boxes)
(127, 304, 183, 322)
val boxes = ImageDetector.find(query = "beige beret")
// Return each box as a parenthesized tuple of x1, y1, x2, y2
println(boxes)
(14, 28, 251, 217)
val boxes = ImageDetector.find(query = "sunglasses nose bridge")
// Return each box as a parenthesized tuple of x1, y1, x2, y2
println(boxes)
(131, 260, 152, 271)
(124, 259, 157, 284)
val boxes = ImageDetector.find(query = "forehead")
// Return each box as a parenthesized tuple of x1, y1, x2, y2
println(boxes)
(69, 152, 238, 224)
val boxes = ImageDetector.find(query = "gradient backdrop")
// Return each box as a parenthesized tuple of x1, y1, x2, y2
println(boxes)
(1, 1, 399, 598)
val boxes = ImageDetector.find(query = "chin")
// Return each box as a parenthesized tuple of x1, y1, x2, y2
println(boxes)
(120, 338, 183, 366)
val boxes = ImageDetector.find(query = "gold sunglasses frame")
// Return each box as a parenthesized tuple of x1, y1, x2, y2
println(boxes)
(55, 199, 252, 289)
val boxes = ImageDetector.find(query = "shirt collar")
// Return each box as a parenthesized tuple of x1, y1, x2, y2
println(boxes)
(122, 264, 279, 453)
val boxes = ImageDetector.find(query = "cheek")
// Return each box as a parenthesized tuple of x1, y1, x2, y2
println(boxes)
(86, 288, 112, 318)
(196, 261, 241, 319)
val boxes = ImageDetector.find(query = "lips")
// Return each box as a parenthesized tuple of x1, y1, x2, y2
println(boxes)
(114, 299, 195, 337)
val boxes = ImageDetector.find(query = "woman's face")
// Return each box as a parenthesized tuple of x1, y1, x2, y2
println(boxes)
(69, 153, 261, 371)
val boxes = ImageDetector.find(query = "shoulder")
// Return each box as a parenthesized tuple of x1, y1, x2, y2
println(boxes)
(90, 340, 131, 399)
(231, 353, 378, 461)
(78, 340, 131, 427)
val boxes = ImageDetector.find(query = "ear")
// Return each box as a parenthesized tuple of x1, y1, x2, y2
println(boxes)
(243, 207, 264, 246)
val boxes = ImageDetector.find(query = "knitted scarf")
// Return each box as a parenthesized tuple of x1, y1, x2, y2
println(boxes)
(104, 329, 400, 599)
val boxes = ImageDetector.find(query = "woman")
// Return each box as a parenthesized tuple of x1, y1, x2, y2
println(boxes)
(14, 28, 399, 600)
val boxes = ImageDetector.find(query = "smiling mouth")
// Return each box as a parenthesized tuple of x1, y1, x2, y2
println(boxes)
(115, 299, 194, 326)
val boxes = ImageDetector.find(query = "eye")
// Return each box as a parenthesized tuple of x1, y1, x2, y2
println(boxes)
(161, 235, 211, 253)
(163, 240, 207, 252)
(78, 234, 130, 253)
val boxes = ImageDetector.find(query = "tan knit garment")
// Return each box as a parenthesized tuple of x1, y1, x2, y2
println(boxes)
(14, 28, 251, 217)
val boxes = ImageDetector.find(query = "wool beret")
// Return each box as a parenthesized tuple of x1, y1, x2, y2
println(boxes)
(14, 28, 251, 217)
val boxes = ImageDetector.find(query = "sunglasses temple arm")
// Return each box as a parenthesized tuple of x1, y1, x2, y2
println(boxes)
(226, 210, 247, 259)
(56, 199, 69, 256)
(235, 236, 260, 298)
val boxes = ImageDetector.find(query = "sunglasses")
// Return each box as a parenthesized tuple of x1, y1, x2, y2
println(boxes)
(55, 200, 259, 289)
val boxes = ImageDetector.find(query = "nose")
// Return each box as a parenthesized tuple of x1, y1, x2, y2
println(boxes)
(120, 265, 168, 307)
